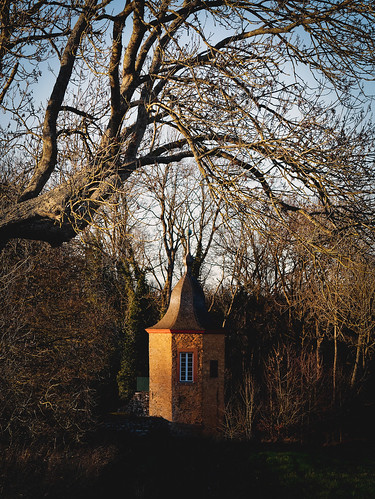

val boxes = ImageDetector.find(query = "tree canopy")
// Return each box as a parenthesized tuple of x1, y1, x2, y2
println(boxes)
(0, 0, 374, 248)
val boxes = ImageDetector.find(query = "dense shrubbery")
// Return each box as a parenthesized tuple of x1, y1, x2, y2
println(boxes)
(0, 241, 117, 444)
(0, 235, 159, 446)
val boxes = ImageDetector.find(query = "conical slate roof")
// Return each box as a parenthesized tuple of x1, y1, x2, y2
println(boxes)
(148, 253, 221, 332)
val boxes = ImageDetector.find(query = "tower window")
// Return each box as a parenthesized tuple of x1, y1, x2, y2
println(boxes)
(180, 352, 194, 382)
(210, 360, 218, 378)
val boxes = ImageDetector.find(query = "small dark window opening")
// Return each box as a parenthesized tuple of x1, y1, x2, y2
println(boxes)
(210, 360, 218, 378)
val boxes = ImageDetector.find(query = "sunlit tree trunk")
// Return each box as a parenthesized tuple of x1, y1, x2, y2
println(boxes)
(351, 333, 362, 387)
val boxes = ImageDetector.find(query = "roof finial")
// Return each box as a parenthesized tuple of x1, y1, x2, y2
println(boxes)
(184, 222, 193, 273)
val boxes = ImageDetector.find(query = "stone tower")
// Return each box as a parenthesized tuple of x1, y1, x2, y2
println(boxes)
(146, 252, 225, 434)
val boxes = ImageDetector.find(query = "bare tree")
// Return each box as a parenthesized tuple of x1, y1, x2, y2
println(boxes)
(0, 0, 374, 249)
(130, 162, 223, 310)
(260, 343, 324, 442)
(0, 0, 74, 106)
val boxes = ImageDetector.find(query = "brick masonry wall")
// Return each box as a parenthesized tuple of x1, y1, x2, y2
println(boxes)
(172, 333, 204, 425)
(148, 333, 172, 420)
(149, 331, 225, 434)
(202, 334, 225, 433)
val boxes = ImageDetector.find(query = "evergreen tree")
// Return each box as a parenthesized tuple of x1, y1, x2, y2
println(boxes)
(116, 244, 155, 404)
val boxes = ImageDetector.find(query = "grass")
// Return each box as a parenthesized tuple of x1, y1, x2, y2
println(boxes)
(1, 429, 375, 498)
(249, 449, 375, 498)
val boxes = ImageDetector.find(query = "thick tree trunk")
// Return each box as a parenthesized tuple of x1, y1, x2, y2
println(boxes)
(0, 190, 78, 249)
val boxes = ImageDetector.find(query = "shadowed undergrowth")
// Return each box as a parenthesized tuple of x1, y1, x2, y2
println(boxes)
(1, 429, 375, 499)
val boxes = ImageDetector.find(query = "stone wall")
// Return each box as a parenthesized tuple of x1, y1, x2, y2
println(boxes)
(126, 391, 149, 417)
(172, 333, 203, 425)
(202, 334, 225, 433)
(148, 330, 225, 434)
(148, 333, 172, 420)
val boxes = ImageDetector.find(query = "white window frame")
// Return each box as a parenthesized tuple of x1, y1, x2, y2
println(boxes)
(179, 352, 194, 382)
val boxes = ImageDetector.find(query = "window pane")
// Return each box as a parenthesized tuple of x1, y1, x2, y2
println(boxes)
(180, 352, 194, 382)
(180, 353, 186, 381)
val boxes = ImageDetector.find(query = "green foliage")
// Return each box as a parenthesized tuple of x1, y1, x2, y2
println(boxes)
(115, 246, 155, 405)
(117, 333, 136, 404)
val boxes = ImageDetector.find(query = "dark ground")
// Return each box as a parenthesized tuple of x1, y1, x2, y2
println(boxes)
(1, 417, 375, 499)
